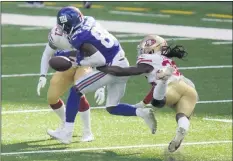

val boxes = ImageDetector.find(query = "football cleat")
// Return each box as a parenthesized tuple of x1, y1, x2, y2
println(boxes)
(47, 123, 64, 134)
(168, 127, 186, 152)
(47, 127, 73, 144)
(139, 108, 157, 134)
(80, 131, 94, 142)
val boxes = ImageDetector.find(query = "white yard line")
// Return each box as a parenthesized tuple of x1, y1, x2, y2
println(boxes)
(1, 140, 232, 155)
(203, 118, 232, 123)
(2, 65, 232, 78)
(18, 4, 61, 10)
(2, 13, 232, 40)
(212, 41, 233, 45)
(178, 65, 232, 70)
(110, 10, 170, 18)
(20, 26, 50, 30)
(2, 99, 232, 114)
(115, 33, 145, 38)
(1, 37, 196, 48)
(201, 18, 233, 23)
(1, 43, 47, 48)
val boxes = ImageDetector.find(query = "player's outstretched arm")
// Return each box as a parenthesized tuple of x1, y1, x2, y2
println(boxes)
(97, 63, 154, 76)
(78, 43, 106, 67)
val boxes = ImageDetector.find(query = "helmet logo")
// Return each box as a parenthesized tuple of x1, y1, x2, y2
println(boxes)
(59, 15, 68, 23)
(145, 39, 156, 47)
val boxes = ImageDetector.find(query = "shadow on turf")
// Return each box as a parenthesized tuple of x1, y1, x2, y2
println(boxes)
(2, 139, 190, 161)
(2, 150, 163, 161)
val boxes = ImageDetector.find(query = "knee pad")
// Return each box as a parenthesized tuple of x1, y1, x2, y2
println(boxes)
(151, 97, 166, 108)
(106, 106, 115, 114)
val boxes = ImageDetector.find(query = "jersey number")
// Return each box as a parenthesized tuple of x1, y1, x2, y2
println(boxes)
(91, 25, 115, 48)
(162, 59, 181, 76)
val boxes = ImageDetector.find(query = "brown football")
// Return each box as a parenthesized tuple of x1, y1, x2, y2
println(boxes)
(49, 56, 72, 72)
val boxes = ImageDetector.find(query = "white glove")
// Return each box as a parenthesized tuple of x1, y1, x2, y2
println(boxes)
(134, 101, 146, 108)
(94, 86, 105, 105)
(37, 76, 47, 96)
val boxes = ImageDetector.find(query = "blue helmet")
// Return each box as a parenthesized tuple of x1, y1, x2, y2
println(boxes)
(57, 6, 84, 35)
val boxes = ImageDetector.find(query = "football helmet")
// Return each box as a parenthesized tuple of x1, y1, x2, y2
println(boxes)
(57, 6, 84, 35)
(137, 35, 167, 55)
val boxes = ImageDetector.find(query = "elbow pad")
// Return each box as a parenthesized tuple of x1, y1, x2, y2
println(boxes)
(151, 97, 166, 108)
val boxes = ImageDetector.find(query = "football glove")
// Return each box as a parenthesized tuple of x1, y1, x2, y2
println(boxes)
(94, 86, 105, 105)
(37, 76, 47, 96)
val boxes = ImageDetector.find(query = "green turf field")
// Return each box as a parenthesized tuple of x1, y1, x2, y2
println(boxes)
(1, 2, 232, 161)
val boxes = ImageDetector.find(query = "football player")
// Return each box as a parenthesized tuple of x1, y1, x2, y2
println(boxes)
(97, 35, 198, 153)
(37, 24, 106, 142)
(48, 6, 157, 144)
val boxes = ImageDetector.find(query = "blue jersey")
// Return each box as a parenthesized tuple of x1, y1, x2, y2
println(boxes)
(70, 16, 121, 64)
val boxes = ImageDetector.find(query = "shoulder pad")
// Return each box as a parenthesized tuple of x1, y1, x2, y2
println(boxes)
(48, 26, 72, 50)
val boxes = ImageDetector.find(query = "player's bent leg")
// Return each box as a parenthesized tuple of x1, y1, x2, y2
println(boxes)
(51, 71, 112, 144)
(168, 113, 189, 153)
(47, 69, 75, 121)
(105, 82, 157, 134)
(47, 69, 75, 139)
(168, 82, 198, 152)
(73, 66, 94, 142)
(48, 86, 81, 144)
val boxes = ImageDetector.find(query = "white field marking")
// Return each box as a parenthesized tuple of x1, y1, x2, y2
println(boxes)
(1, 140, 232, 155)
(20, 26, 50, 30)
(201, 18, 233, 23)
(110, 10, 171, 18)
(2, 100, 232, 114)
(2, 13, 232, 40)
(1, 43, 47, 48)
(115, 33, 145, 38)
(203, 118, 233, 123)
(2, 65, 232, 78)
(212, 41, 233, 45)
(1, 37, 196, 48)
(18, 4, 62, 10)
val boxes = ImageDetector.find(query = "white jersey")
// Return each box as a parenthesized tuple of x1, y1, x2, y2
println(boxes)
(136, 53, 182, 84)
(40, 26, 75, 75)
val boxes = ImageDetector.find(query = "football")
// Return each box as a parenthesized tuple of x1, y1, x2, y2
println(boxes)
(49, 56, 72, 72)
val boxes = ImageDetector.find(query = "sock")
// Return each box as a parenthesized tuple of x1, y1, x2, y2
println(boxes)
(50, 99, 65, 122)
(177, 116, 190, 131)
(79, 108, 91, 133)
(66, 87, 81, 123)
(109, 104, 137, 116)
(79, 96, 90, 112)
(153, 80, 167, 100)
(65, 122, 75, 132)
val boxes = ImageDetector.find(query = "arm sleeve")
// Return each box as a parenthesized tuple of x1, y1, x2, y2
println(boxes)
(40, 43, 56, 76)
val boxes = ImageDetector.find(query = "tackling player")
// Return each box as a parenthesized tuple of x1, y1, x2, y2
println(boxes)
(37, 24, 106, 142)
(97, 35, 198, 152)
(47, 6, 157, 144)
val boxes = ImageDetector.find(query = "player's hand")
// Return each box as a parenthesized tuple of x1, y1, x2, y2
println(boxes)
(37, 76, 47, 96)
(94, 86, 105, 105)
(134, 101, 146, 108)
